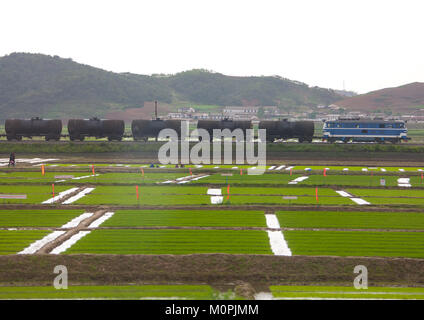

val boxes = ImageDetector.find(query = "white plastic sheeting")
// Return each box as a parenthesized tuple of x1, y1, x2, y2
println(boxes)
(210, 196, 224, 204)
(50, 231, 91, 254)
(275, 165, 285, 170)
(207, 189, 222, 196)
(265, 214, 281, 229)
(288, 176, 309, 185)
(267, 231, 292, 256)
(397, 178, 411, 187)
(61, 213, 93, 229)
(42, 187, 79, 204)
(18, 231, 66, 254)
(88, 212, 115, 228)
(336, 191, 352, 197)
(62, 188, 95, 204)
(351, 198, 371, 205)
(336, 190, 370, 205)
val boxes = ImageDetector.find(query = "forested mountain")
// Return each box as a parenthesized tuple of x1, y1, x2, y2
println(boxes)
(0, 53, 344, 118)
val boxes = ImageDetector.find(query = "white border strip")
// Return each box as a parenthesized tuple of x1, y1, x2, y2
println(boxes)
(62, 188, 95, 204)
(61, 213, 93, 229)
(18, 231, 66, 254)
(42, 188, 79, 204)
(88, 212, 115, 228)
(50, 231, 91, 254)
(265, 214, 291, 256)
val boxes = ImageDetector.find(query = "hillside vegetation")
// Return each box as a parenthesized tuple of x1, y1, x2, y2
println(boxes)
(0, 53, 342, 119)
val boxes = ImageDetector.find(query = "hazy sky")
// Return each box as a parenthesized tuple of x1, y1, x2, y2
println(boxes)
(1, 0, 423, 94)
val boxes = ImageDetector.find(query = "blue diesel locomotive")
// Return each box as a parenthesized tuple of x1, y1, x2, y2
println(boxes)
(322, 118, 409, 143)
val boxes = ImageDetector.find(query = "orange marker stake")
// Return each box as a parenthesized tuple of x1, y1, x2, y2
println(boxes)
(141, 168, 144, 176)
(52, 183, 55, 200)
(290, 168, 292, 176)
(92, 165, 95, 176)
(136, 185, 139, 200)
(240, 168, 243, 175)
(323, 168, 326, 177)
(315, 187, 318, 202)
(189, 168, 192, 176)
(41, 165, 45, 176)
(227, 184, 230, 200)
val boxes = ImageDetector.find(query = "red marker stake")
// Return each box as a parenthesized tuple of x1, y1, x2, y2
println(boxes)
(189, 168, 192, 176)
(315, 187, 318, 202)
(136, 185, 139, 200)
(290, 168, 292, 176)
(227, 184, 230, 200)
(52, 183, 55, 201)
(323, 168, 326, 177)
(92, 165, 95, 176)
(141, 168, 144, 176)
(240, 168, 243, 176)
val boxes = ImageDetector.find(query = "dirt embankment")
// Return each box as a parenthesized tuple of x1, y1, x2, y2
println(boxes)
(1, 254, 423, 290)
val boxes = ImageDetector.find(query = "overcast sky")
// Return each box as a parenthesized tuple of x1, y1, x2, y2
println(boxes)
(1, 0, 423, 94)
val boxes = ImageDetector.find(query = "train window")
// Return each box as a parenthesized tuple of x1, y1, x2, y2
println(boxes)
(400, 123, 405, 128)
(355, 124, 359, 128)
(379, 124, 385, 128)
(361, 130, 368, 133)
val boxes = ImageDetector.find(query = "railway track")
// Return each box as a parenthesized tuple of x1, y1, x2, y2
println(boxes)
(0, 139, 421, 146)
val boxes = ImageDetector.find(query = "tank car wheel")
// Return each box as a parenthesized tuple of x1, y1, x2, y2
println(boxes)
(79, 137, 85, 142)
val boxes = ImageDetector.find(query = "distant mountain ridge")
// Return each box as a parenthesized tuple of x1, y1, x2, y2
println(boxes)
(0, 52, 344, 119)
(334, 82, 424, 113)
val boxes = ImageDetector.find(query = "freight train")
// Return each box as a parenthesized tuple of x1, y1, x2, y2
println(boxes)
(2, 115, 409, 143)
(3, 118, 316, 142)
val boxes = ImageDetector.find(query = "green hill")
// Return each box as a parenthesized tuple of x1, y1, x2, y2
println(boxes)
(0, 52, 343, 119)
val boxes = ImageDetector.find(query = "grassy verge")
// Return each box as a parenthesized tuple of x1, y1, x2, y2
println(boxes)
(270, 285, 424, 299)
(0, 285, 220, 299)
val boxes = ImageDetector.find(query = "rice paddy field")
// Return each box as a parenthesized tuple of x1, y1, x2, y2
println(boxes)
(0, 158, 424, 300)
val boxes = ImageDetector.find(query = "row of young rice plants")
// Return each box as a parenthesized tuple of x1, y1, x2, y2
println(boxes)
(191, 173, 301, 185)
(0, 285, 219, 300)
(284, 230, 424, 258)
(103, 210, 266, 227)
(0, 230, 51, 254)
(292, 165, 424, 172)
(75, 186, 353, 206)
(347, 188, 424, 206)
(0, 209, 85, 227)
(0, 185, 71, 204)
(269, 285, 424, 300)
(299, 175, 400, 187)
(0, 171, 88, 184)
(276, 210, 424, 230)
(64, 229, 273, 255)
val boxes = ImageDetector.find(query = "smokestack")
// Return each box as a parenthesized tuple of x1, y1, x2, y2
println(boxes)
(155, 100, 158, 119)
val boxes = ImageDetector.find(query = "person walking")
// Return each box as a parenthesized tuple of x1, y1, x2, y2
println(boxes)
(8, 152, 15, 167)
